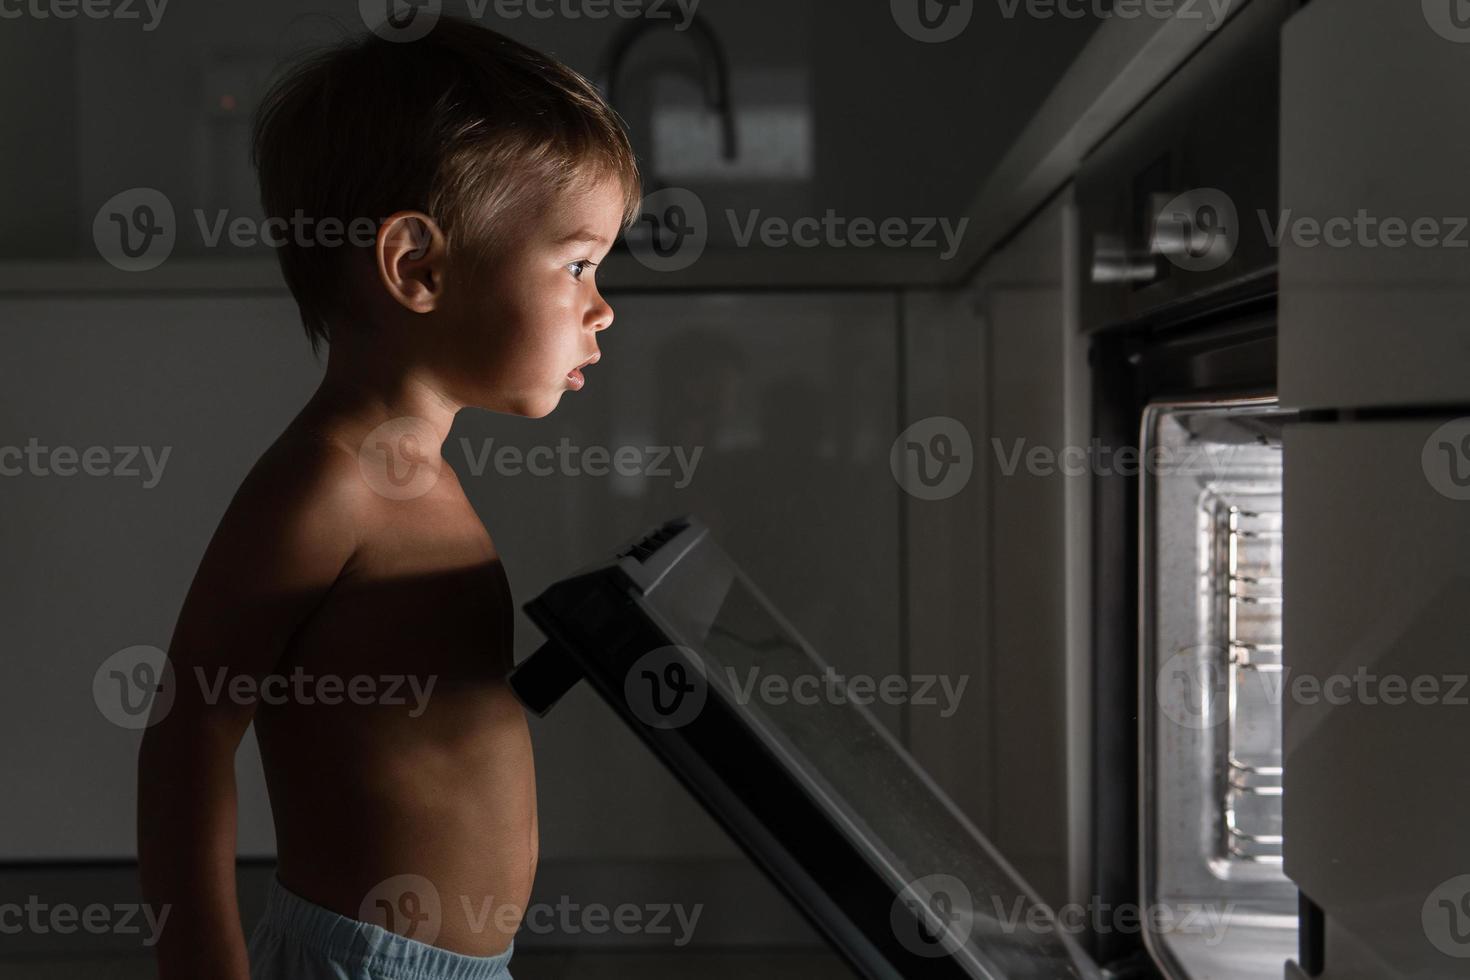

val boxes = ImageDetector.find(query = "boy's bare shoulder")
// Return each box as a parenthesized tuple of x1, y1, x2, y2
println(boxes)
(190, 428, 379, 599)
(167, 426, 384, 676)
(235, 429, 373, 533)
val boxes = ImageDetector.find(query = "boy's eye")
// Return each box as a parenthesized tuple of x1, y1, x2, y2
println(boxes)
(568, 259, 595, 281)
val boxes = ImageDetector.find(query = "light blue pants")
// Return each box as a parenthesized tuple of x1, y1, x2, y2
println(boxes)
(248, 877, 515, 980)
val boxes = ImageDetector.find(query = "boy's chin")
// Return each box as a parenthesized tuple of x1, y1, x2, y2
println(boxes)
(480, 390, 562, 419)
(522, 396, 562, 420)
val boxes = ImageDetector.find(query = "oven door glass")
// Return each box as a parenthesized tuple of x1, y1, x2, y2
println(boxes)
(512, 517, 1101, 980)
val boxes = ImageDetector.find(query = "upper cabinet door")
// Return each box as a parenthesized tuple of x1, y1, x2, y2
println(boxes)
(1279, 0, 1470, 412)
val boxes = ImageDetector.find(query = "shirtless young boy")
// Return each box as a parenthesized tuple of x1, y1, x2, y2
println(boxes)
(136, 18, 640, 980)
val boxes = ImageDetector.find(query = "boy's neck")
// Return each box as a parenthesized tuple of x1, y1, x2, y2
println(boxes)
(303, 344, 462, 454)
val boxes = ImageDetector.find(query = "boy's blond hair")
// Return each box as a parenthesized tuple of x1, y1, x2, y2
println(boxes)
(252, 17, 642, 354)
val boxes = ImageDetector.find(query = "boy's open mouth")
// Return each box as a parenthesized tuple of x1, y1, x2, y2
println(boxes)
(567, 352, 600, 390)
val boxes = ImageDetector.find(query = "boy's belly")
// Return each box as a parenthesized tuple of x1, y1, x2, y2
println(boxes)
(255, 682, 538, 957)
(250, 537, 534, 955)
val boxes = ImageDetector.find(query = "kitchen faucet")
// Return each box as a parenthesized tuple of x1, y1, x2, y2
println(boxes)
(596, 9, 738, 180)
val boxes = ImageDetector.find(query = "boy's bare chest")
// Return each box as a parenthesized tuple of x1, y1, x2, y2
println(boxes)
(287, 488, 516, 678)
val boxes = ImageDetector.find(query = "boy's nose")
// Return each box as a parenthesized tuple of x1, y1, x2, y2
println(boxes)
(589, 296, 613, 331)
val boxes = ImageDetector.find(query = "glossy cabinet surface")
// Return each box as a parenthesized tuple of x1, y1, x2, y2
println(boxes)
(1283, 418, 1470, 977)
(1280, 0, 1470, 411)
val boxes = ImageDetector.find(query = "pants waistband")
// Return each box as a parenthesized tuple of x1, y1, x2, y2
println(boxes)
(258, 876, 515, 980)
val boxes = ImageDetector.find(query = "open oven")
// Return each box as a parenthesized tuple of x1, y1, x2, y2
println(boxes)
(1077, 1, 1308, 976)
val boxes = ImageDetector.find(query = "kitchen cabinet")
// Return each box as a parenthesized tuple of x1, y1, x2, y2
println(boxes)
(1279, 0, 1470, 411)
(1283, 418, 1470, 977)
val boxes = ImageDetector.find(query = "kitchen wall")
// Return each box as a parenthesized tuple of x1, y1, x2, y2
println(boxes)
(903, 190, 1086, 911)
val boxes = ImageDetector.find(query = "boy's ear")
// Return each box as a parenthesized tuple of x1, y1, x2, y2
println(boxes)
(375, 211, 448, 314)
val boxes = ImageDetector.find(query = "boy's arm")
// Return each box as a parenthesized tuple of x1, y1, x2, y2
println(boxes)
(138, 455, 362, 980)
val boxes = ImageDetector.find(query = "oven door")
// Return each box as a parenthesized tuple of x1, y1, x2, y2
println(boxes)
(510, 517, 1102, 980)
